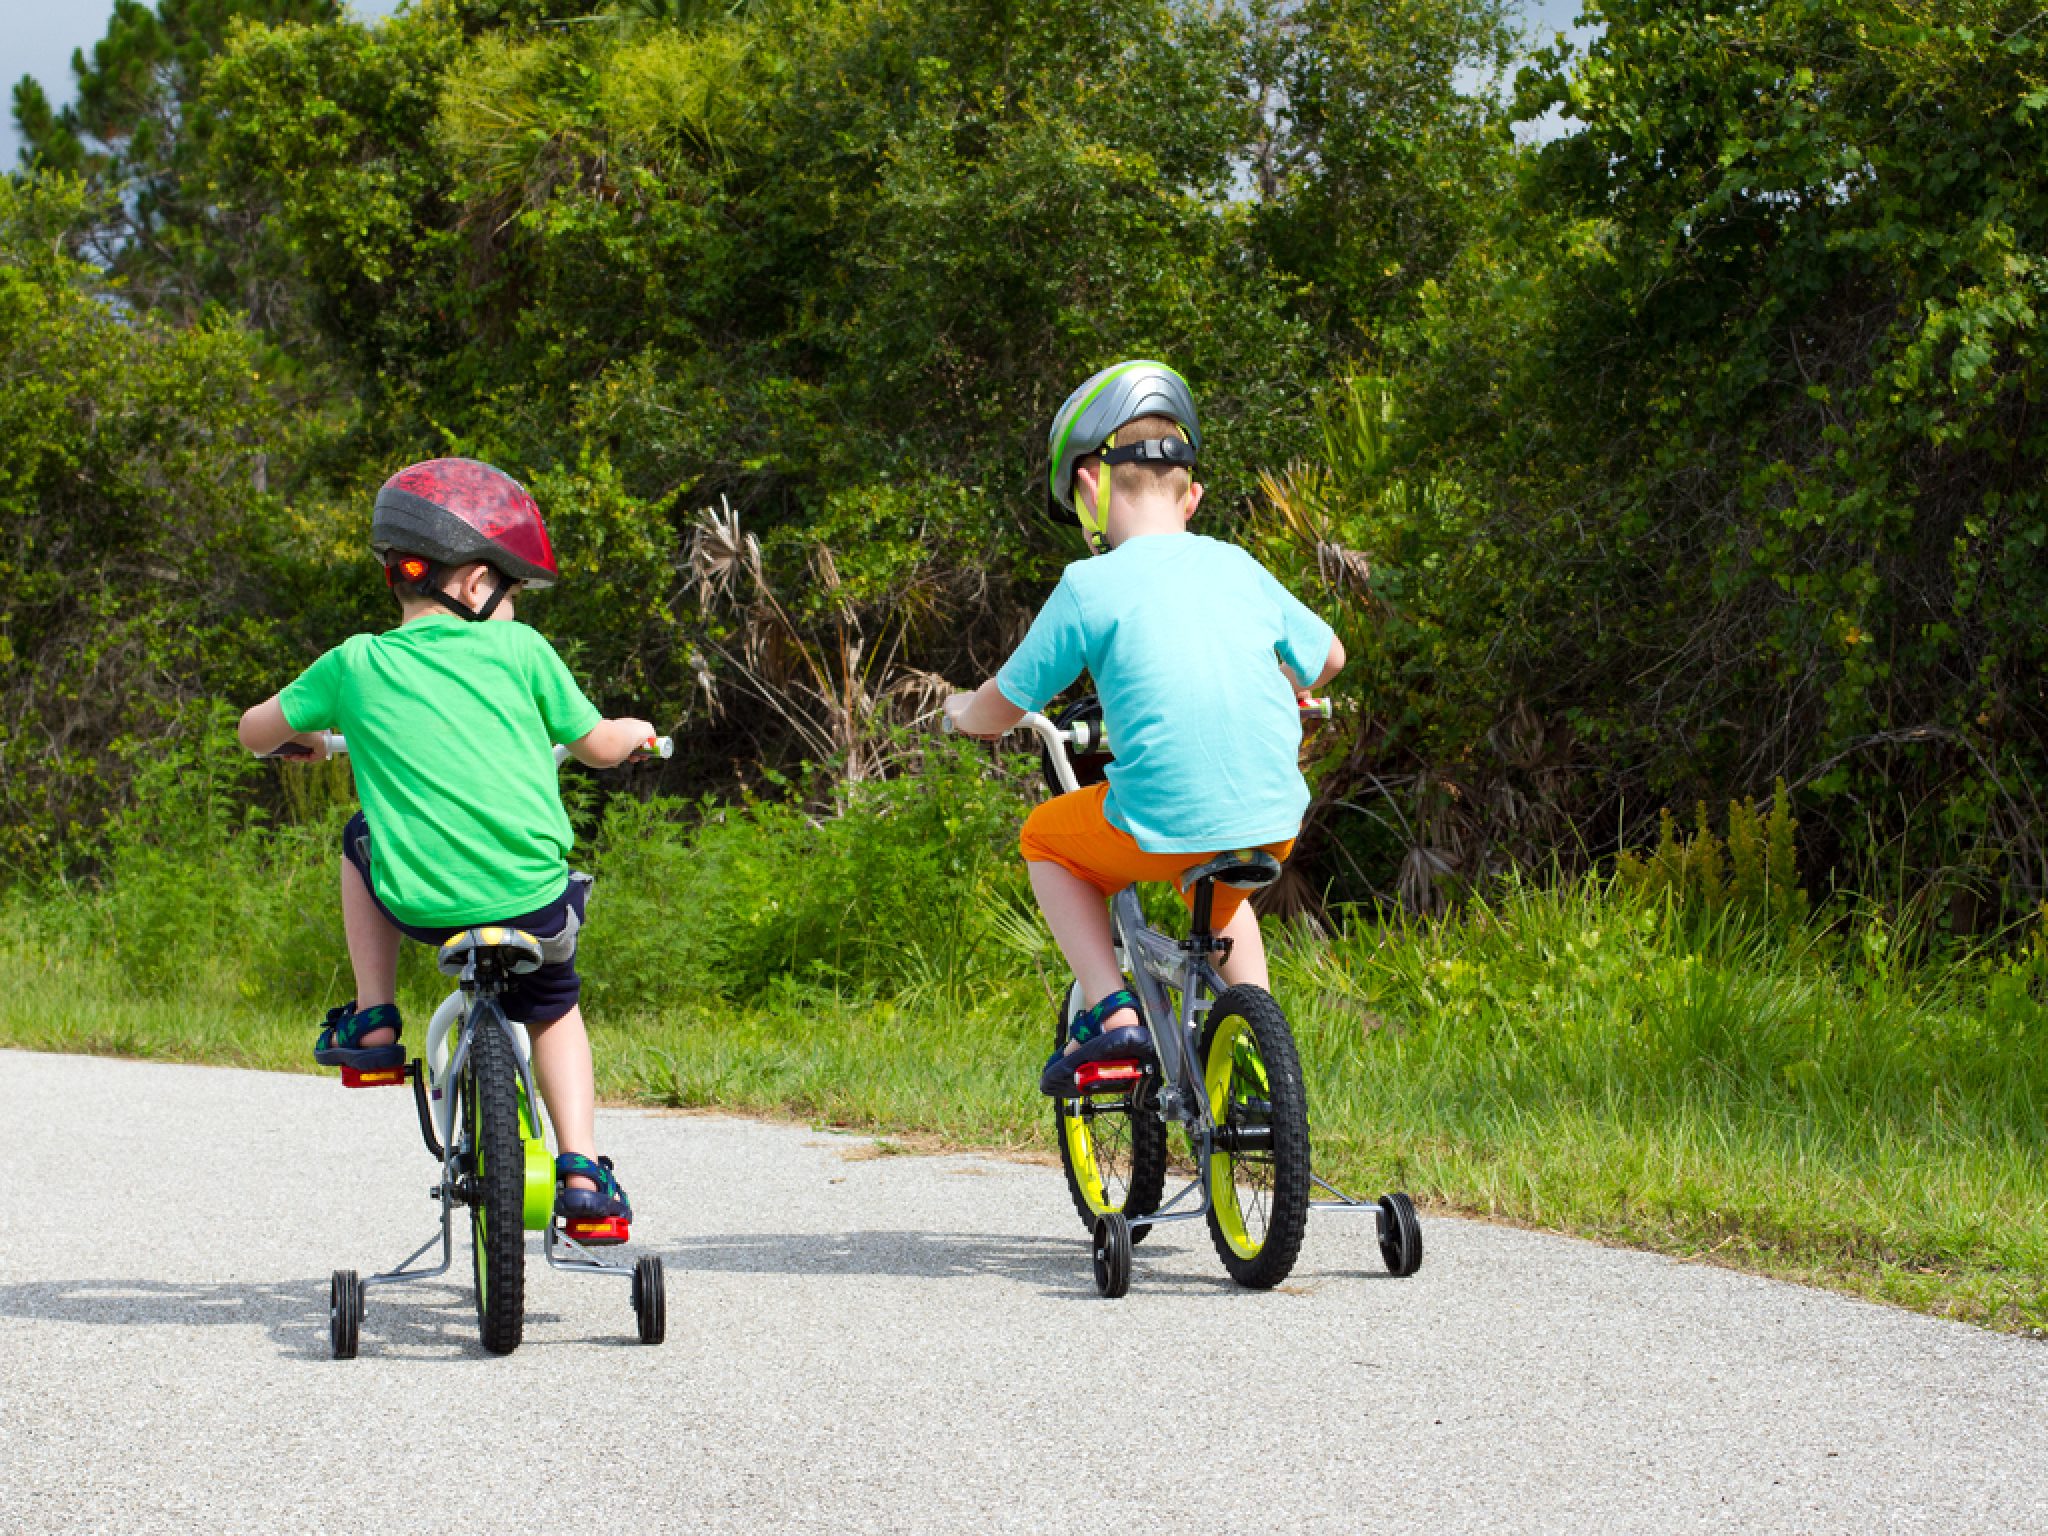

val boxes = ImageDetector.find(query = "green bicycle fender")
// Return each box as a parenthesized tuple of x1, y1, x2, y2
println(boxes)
(522, 1135, 553, 1230)
(511, 1072, 552, 1230)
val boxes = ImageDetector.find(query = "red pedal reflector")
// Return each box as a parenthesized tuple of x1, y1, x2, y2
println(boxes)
(1074, 1060, 1145, 1091)
(564, 1217, 630, 1245)
(341, 1066, 407, 1088)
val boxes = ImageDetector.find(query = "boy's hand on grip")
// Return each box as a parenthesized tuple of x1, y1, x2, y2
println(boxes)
(617, 718, 658, 761)
(262, 732, 332, 762)
(942, 691, 1002, 743)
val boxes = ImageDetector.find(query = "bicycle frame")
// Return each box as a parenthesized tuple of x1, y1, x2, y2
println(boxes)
(1015, 710, 1236, 1231)
(1013, 703, 1393, 1237)
(312, 729, 672, 1350)
(360, 958, 634, 1304)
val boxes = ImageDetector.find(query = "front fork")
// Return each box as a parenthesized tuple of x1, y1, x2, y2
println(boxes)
(369, 1000, 629, 1293)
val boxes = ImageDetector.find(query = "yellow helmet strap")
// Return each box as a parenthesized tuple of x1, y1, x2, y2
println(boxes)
(1076, 429, 1115, 554)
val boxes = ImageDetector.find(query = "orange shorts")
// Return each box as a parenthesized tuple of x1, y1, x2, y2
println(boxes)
(1018, 783, 1294, 929)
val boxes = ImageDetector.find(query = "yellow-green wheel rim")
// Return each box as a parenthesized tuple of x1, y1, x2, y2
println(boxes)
(470, 1072, 488, 1310)
(1205, 1012, 1262, 1259)
(1062, 1100, 1114, 1214)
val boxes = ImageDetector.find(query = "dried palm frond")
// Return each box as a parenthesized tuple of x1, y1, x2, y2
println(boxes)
(688, 495, 761, 605)
(686, 499, 950, 788)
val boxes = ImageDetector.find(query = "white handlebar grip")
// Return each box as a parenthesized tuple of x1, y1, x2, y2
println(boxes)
(651, 736, 674, 760)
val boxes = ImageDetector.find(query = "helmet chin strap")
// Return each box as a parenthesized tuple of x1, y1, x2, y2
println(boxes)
(389, 557, 512, 621)
(467, 572, 514, 621)
(1076, 477, 1110, 555)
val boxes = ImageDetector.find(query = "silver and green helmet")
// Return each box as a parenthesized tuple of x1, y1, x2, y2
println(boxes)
(1046, 360, 1200, 552)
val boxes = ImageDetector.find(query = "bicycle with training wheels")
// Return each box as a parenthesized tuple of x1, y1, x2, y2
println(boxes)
(959, 698, 1423, 1297)
(274, 733, 670, 1357)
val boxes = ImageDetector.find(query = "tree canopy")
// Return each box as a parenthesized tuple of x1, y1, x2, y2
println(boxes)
(8, 0, 2045, 924)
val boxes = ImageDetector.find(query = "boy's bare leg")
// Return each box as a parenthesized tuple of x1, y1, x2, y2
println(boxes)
(529, 1006, 599, 1191)
(1215, 899, 1271, 991)
(341, 858, 401, 1045)
(1028, 860, 1140, 1047)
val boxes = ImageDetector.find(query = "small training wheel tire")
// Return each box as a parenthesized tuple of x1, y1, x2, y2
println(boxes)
(632, 1256, 666, 1345)
(330, 1269, 362, 1360)
(1377, 1192, 1423, 1277)
(1092, 1213, 1132, 1299)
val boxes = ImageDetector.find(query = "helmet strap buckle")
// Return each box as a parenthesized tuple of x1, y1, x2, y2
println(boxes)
(1097, 437, 1196, 472)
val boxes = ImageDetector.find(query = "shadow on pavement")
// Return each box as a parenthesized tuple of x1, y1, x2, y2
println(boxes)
(653, 1227, 1263, 1299)
(0, 1276, 564, 1361)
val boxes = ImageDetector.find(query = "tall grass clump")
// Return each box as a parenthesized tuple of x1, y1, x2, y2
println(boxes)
(1277, 873, 2048, 1330)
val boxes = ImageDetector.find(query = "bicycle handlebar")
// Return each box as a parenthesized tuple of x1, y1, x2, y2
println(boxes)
(266, 734, 674, 766)
(942, 696, 1331, 749)
(943, 697, 1331, 796)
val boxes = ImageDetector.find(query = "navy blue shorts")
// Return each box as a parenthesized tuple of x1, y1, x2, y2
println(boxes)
(342, 812, 590, 1024)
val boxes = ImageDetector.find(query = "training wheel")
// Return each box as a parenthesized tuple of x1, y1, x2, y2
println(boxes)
(1377, 1192, 1423, 1277)
(330, 1269, 362, 1360)
(1091, 1213, 1132, 1299)
(632, 1256, 666, 1345)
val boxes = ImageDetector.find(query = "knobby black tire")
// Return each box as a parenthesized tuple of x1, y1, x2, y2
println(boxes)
(466, 1006, 527, 1355)
(1053, 981, 1168, 1244)
(1198, 984, 1312, 1290)
(329, 1269, 360, 1361)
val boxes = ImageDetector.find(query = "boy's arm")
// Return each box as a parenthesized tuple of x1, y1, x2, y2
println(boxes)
(565, 716, 659, 769)
(944, 679, 1027, 742)
(1294, 635, 1345, 693)
(237, 695, 330, 758)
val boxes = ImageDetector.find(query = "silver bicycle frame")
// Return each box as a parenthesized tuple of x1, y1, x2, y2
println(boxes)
(361, 987, 633, 1299)
(1015, 706, 1389, 1235)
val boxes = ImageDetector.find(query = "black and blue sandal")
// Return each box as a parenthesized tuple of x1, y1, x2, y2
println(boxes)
(1040, 988, 1150, 1096)
(556, 1153, 633, 1245)
(313, 1001, 405, 1071)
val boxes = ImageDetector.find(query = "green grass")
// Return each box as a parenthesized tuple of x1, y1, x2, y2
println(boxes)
(7, 869, 2045, 1334)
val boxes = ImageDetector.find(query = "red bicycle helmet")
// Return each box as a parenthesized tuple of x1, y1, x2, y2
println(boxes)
(371, 458, 559, 620)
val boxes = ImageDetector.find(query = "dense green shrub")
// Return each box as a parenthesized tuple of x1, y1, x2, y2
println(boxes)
(581, 736, 1032, 1005)
(0, 179, 304, 870)
(14, 0, 2048, 930)
(1381, 0, 2048, 906)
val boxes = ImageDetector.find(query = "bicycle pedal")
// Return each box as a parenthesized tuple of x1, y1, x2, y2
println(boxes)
(562, 1217, 630, 1246)
(1073, 1059, 1149, 1093)
(340, 1065, 409, 1089)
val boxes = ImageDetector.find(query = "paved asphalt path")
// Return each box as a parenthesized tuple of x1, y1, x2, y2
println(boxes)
(4, 1049, 2046, 1534)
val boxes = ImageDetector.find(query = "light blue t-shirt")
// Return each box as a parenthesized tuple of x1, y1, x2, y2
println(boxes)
(995, 533, 1336, 853)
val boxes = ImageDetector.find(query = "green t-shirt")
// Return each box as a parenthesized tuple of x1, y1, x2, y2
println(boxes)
(279, 616, 604, 927)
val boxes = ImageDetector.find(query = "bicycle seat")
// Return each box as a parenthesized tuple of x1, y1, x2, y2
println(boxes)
(436, 927, 546, 978)
(1176, 850, 1285, 894)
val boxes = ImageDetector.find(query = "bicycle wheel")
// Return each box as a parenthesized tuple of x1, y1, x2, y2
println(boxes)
(463, 1005, 527, 1354)
(1053, 981, 1167, 1244)
(1198, 985, 1311, 1289)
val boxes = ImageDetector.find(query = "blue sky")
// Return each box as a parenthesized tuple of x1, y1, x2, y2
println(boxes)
(0, 0, 404, 163)
(1, 0, 1594, 165)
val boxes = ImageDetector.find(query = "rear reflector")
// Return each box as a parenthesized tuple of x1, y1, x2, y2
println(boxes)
(564, 1217, 630, 1246)
(341, 1066, 408, 1089)
(1074, 1060, 1146, 1091)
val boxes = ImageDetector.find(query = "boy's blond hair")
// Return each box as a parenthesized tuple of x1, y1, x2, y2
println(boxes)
(1075, 414, 1193, 502)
